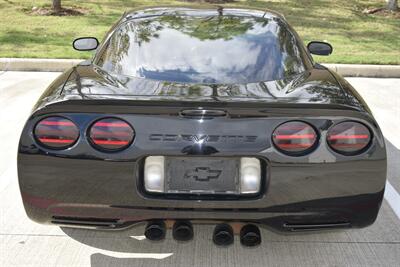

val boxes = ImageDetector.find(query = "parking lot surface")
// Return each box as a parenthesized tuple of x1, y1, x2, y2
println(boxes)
(0, 72, 399, 266)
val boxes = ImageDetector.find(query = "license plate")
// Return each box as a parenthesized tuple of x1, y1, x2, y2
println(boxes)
(165, 157, 240, 194)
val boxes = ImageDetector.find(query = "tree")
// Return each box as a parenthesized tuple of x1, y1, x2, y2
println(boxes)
(387, 0, 398, 11)
(52, 0, 61, 13)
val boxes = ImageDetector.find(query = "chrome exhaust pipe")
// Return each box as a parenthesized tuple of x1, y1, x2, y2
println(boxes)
(240, 224, 261, 247)
(172, 220, 193, 241)
(213, 223, 234, 246)
(144, 220, 166, 241)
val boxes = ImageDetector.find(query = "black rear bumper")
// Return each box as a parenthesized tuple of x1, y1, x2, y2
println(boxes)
(23, 190, 383, 232)
(19, 152, 385, 232)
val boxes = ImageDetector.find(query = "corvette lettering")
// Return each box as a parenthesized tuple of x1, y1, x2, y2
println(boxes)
(149, 134, 257, 143)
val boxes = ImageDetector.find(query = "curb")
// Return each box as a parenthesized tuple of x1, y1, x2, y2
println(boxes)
(1, 58, 400, 78)
(323, 64, 400, 78)
(0, 58, 82, 72)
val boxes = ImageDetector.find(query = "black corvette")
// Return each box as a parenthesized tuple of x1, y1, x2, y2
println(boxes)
(18, 7, 386, 246)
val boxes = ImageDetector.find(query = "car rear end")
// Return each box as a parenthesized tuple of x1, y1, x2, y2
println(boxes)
(18, 98, 386, 234)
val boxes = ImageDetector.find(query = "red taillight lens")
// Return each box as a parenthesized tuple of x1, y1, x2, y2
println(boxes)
(272, 121, 318, 155)
(89, 118, 134, 151)
(327, 121, 371, 155)
(34, 116, 79, 149)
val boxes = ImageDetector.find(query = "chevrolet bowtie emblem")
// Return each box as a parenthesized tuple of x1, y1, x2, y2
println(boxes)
(184, 167, 222, 181)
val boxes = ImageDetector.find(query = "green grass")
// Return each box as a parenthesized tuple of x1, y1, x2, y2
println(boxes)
(0, 0, 399, 64)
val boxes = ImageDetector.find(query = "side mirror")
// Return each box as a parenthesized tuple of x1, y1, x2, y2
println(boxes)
(307, 41, 333, 56)
(73, 37, 99, 51)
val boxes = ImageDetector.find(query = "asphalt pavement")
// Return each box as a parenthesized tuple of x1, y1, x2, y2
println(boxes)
(0, 72, 399, 266)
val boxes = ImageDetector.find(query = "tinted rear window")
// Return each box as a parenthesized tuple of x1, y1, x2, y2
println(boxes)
(96, 15, 308, 84)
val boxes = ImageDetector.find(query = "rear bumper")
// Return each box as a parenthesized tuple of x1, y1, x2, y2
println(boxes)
(19, 153, 386, 232)
(22, 190, 383, 232)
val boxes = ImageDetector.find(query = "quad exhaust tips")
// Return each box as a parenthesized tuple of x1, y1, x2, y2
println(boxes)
(144, 220, 261, 247)
(173, 220, 194, 241)
(213, 223, 234, 246)
(144, 220, 166, 241)
(240, 224, 261, 247)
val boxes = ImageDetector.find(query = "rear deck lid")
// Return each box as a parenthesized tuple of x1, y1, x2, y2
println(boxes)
(61, 65, 348, 105)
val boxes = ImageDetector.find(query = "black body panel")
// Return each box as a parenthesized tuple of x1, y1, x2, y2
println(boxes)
(18, 7, 386, 232)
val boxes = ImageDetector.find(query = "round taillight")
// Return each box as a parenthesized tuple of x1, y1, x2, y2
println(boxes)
(272, 121, 318, 155)
(327, 121, 371, 155)
(34, 116, 79, 149)
(89, 118, 134, 151)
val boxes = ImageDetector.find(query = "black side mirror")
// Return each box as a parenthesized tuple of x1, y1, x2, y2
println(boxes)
(73, 37, 99, 51)
(307, 41, 333, 56)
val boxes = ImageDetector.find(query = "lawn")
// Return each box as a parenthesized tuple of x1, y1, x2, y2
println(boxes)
(0, 0, 399, 64)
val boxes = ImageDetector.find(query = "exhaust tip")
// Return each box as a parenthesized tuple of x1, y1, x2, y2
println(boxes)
(144, 220, 166, 241)
(240, 224, 261, 247)
(213, 223, 234, 246)
(172, 220, 193, 241)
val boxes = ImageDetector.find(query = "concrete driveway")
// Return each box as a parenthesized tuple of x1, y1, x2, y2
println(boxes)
(1, 72, 399, 266)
